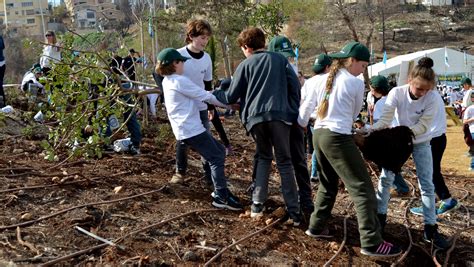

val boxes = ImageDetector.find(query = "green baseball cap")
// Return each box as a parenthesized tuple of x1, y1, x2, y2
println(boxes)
(268, 36, 296, 58)
(460, 77, 472, 86)
(157, 48, 190, 65)
(312, 53, 332, 74)
(32, 66, 43, 74)
(370, 75, 390, 94)
(329, 41, 370, 62)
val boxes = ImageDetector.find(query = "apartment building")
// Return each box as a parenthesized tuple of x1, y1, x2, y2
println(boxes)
(0, 0, 49, 36)
(64, 0, 124, 29)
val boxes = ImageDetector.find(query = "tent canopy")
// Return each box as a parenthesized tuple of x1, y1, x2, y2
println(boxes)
(368, 47, 473, 86)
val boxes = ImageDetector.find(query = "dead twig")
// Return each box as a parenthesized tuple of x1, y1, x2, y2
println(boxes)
(41, 208, 220, 266)
(0, 171, 130, 194)
(392, 198, 415, 266)
(0, 186, 166, 231)
(433, 249, 442, 267)
(203, 217, 283, 267)
(16, 227, 40, 255)
(443, 226, 474, 267)
(323, 216, 348, 267)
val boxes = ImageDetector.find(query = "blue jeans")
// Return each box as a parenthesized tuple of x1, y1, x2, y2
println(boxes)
(377, 141, 436, 225)
(105, 94, 142, 147)
(182, 131, 228, 198)
(310, 126, 318, 178)
(176, 110, 211, 180)
(393, 173, 409, 193)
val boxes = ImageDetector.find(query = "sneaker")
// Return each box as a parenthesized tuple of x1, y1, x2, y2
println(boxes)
(170, 173, 184, 184)
(211, 191, 243, 211)
(409, 206, 424, 216)
(128, 145, 140, 156)
(437, 199, 458, 215)
(390, 188, 410, 198)
(360, 241, 402, 257)
(310, 175, 319, 183)
(424, 224, 450, 249)
(250, 203, 265, 218)
(282, 211, 302, 226)
(225, 145, 233, 156)
(305, 227, 333, 239)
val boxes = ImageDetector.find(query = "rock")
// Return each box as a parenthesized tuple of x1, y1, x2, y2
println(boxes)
(21, 213, 33, 220)
(182, 251, 198, 262)
(13, 149, 24, 153)
(113, 186, 123, 194)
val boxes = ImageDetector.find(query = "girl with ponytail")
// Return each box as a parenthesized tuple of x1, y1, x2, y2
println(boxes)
(297, 41, 402, 257)
(372, 57, 450, 249)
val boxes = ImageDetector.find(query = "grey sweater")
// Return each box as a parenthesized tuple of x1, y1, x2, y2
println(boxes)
(214, 51, 300, 132)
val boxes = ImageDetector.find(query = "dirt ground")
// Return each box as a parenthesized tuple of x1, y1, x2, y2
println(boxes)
(0, 109, 472, 266)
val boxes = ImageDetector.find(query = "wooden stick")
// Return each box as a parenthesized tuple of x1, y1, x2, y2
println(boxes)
(203, 218, 282, 267)
(16, 227, 40, 255)
(0, 186, 166, 231)
(323, 216, 348, 267)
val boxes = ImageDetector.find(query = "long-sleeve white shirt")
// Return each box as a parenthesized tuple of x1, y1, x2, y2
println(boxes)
(372, 85, 438, 144)
(40, 45, 61, 68)
(298, 68, 365, 135)
(163, 74, 229, 140)
(21, 72, 44, 91)
(430, 93, 447, 138)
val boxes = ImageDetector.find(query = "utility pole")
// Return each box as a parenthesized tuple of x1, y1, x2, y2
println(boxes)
(38, 0, 46, 36)
(3, 0, 8, 31)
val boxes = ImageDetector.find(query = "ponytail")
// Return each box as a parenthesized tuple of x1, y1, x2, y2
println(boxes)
(317, 59, 347, 119)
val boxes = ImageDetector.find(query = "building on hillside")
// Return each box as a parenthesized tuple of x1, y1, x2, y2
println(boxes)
(0, 0, 49, 36)
(367, 48, 474, 87)
(64, 0, 124, 29)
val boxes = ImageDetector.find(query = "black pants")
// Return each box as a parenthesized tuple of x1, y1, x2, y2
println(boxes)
(211, 109, 230, 147)
(290, 124, 313, 208)
(0, 64, 5, 107)
(430, 134, 451, 200)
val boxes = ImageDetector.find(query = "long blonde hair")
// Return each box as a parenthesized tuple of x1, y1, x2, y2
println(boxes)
(316, 58, 349, 119)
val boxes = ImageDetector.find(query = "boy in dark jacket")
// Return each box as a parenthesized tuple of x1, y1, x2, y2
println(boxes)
(214, 27, 302, 224)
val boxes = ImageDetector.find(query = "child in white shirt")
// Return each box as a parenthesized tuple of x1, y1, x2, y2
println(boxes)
(156, 48, 242, 211)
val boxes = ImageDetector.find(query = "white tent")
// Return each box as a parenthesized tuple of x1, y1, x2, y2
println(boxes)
(368, 47, 474, 86)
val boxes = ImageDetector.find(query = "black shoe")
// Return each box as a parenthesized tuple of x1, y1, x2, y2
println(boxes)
(361, 241, 402, 257)
(305, 227, 333, 238)
(250, 202, 265, 218)
(282, 211, 302, 226)
(424, 224, 450, 249)
(128, 145, 141, 156)
(211, 191, 243, 211)
(377, 213, 387, 233)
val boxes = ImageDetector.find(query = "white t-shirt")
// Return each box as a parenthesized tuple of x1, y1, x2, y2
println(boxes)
(430, 93, 447, 138)
(21, 72, 44, 91)
(177, 46, 213, 111)
(462, 88, 473, 108)
(373, 85, 438, 144)
(373, 96, 387, 122)
(297, 68, 364, 135)
(40, 45, 61, 68)
(463, 105, 474, 133)
(163, 74, 228, 140)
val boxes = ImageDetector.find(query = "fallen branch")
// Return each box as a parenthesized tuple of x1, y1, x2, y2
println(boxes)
(0, 171, 130, 194)
(433, 249, 442, 267)
(16, 227, 40, 255)
(203, 218, 283, 267)
(0, 186, 166, 231)
(392, 198, 415, 266)
(41, 208, 220, 266)
(443, 226, 474, 267)
(323, 216, 348, 267)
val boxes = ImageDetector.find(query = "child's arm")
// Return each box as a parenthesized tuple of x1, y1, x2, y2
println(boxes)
(214, 64, 246, 104)
(179, 77, 230, 109)
(408, 95, 437, 137)
(287, 63, 301, 115)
